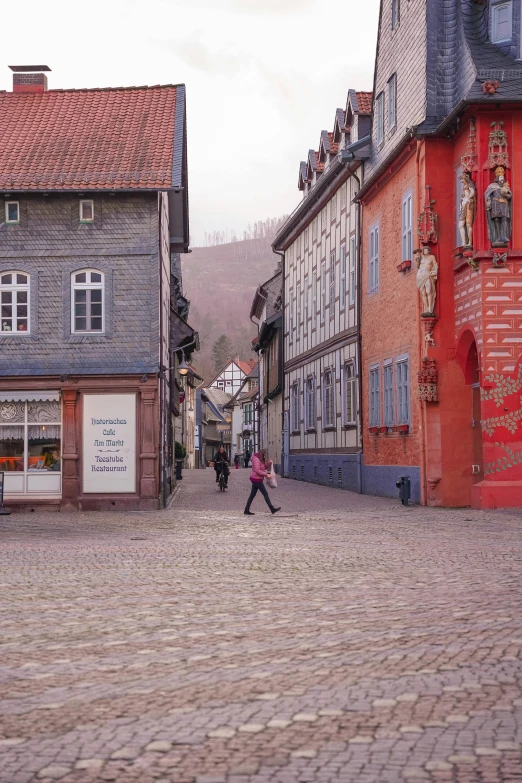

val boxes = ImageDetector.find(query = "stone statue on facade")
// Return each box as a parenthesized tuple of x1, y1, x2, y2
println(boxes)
(459, 172, 476, 249)
(485, 166, 512, 247)
(415, 246, 438, 316)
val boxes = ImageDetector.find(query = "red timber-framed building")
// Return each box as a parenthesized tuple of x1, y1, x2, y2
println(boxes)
(0, 65, 194, 511)
(360, 0, 522, 508)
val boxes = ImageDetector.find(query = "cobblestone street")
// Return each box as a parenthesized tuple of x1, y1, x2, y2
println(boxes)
(1, 469, 522, 783)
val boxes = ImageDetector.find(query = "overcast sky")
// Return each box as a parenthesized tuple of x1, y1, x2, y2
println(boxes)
(2, 0, 379, 246)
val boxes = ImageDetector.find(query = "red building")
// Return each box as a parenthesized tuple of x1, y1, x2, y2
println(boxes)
(360, 0, 522, 508)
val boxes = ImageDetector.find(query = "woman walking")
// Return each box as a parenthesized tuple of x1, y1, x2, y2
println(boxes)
(244, 450, 281, 515)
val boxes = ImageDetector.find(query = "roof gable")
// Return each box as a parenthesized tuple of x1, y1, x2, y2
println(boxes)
(0, 84, 186, 191)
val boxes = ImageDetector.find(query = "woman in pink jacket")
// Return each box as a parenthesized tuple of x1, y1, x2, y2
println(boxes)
(244, 450, 281, 516)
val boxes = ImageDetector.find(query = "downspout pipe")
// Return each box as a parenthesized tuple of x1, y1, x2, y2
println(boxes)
(250, 303, 265, 455)
(415, 140, 428, 507)
(273, 249, 285, 474)
(352, 169, 364, 495)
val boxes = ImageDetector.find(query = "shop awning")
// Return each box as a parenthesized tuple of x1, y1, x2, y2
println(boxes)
(0, 391, 60, 402)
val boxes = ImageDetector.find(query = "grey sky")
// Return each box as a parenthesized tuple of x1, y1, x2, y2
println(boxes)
(2, 0, 379, 245)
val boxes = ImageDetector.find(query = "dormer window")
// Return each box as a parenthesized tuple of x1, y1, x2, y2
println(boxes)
(79, 199, 94, 223)
(491, 2, 512, 43)
(392, 0, 400, 30)
(5, 201, 20, 224)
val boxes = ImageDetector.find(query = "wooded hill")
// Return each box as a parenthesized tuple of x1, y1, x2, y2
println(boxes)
(182, 219, 286, 383)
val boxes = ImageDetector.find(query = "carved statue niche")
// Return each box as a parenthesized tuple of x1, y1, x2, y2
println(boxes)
(415, 246, 438, 316)
(485, 166, 512, 248)
(459, 172, 476, 249)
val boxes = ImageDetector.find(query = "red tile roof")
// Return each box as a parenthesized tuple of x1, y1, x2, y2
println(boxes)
(237, 359, 257, 375)
(0, 85, 185, 191)
(356, 91, 373, 114)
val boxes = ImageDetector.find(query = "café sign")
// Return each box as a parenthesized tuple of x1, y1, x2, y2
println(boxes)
(83, 394, 136, 493)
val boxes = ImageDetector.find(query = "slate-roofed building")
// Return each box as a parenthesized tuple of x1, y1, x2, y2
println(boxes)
(274, 89, 370, 489)
(360, 0, 522, 509)
(0, 65, 195, 510)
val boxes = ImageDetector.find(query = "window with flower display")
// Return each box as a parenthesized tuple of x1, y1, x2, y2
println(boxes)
(0, 272, 29, 334)
(71, 269, 104, 333)
(0, 398, 61, 476)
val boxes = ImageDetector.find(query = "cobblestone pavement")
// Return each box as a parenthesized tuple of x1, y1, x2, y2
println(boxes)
(1, 469, 522, 783)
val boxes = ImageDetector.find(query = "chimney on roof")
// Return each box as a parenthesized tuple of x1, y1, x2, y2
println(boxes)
(9, 65, 51, 94)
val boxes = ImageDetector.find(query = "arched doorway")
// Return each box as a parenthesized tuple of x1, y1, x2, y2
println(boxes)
(456, 329, 484, 493)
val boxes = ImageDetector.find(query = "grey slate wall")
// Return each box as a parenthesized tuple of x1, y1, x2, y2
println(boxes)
(0, 193, 160, 376)
(365, 0, 428, 180)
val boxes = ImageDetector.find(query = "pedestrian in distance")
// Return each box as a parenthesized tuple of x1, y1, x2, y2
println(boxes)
(234, 453, 239, 469)
(213, 445, 230, 488)
(244, 449, 281, 516)
(244, 449, 250, 468)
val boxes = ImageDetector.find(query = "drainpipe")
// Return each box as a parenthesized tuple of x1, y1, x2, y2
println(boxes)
(352, 169, 364, 495)
(415, 140, 427, 507)
(273, 249, 285, 473)
(250, 299, 265, 454)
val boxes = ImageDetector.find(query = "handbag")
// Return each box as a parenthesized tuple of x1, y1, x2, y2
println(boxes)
(266, 472, 277, 489)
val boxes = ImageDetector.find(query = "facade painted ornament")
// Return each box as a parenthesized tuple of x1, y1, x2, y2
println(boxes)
(482, 79, 499, 95)
(417, 185, 439, 244)
(418, 358, 439, 402)
(492, 251, 508, 268)
(459, 171, 476, 249)
(487, 121, 509, 170)
(485, 166, 512, 247)
(461, 120, 477, 172)
(415, 246, 438, 316)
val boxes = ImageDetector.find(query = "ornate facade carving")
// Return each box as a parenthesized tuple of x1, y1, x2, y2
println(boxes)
(461, 120, 477, 172)
(418, 185, 439, 243)
(415, 246, 438, 315)
(459, 172, 476, 248)
(418, 358, 438, 402)
(485, 166, 512, 247)
(487, 121, 509, 170)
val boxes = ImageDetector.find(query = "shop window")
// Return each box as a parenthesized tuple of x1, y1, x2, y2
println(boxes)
(5, 201, 20, 224)
(0, 272, 29, 334)
(72, 269, 104, 333)
(0, 399, 61, 476)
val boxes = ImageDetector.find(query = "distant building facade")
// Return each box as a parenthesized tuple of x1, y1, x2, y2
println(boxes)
(207, 358, 257, 396)
(251, 269, 283, 472)
(273, 91, 371, 489)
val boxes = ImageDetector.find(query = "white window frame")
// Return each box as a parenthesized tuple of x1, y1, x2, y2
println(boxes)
(322, 368, 335, 429)
(376, 93, 384, 146)
(71, 269, 105, 334)
(369, 223, 380, 295)
(320, 259, 326, 325)
(340, 243, 347, 311)
(343, 361, 357, 426)
(388, 74, 397, 129)
(396, 355, 410, 425)
(79, 199, 95, 223)
(329, 251, 336, 314)
(491, 1, 512, 43)
(5, 201, 20, 224)
(392, 0, 400, 30)
(383, 360, 395, 426)
(402, 189, 413, 261)
(369, 364, 381, 427)
(349, 234, 356, 307)
(291, 381, 300, 433)
(305, 375, 316, 431)
(0, 271, 30, 335)
(312, 271, 317, 330)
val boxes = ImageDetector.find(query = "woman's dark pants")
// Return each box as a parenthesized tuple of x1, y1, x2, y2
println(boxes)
(244, 481, 275, 513)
